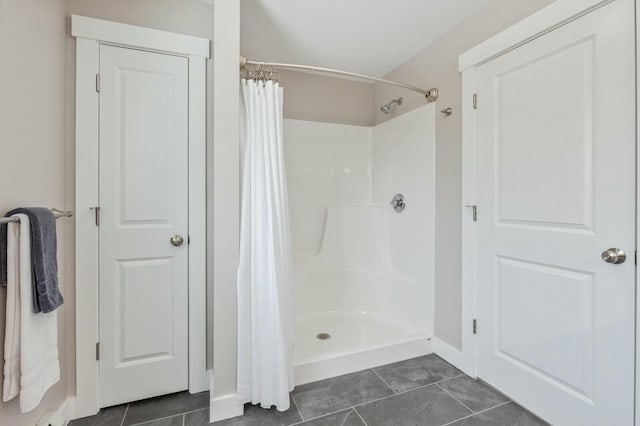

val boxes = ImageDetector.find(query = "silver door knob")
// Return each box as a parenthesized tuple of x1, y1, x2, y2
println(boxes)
(601, 248, 626, 264)
(170, 234, 184, 247)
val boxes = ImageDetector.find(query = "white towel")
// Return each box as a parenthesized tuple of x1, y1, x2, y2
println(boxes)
(3, 218, 21, 401)
(2, 214, 60, 412)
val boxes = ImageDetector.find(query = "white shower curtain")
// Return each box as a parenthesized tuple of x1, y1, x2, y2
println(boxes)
(237, 79, 295, 411)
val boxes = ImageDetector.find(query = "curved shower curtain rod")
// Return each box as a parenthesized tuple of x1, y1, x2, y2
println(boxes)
(240, 55, 438, 103)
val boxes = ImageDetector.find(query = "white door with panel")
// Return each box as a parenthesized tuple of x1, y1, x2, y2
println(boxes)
(475, 1, 635, 424)
(98, 45, 190, 407)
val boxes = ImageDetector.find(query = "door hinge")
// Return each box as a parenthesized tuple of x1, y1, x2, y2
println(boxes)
(473, 93, 477, 109)
(96, 342, 100, 361)
(465, 205, 477, 222)
(473, 319, 477, 334)
(90, 206, 100, 226)
(96, 74, 101, 93)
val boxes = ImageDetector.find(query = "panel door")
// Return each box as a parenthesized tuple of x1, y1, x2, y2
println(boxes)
(98, 45, 189, 407)
(475, 1, 635, 424)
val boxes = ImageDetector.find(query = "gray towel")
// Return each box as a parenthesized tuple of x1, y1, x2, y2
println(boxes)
(0, 207, 64, 313)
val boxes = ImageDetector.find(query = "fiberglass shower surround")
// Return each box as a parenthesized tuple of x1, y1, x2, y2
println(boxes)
(236, 53, 438, 409)
(284, 104, 436, 385)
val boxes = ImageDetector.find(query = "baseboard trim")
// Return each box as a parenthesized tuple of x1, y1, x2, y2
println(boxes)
(210, 393, 244, 423)
(433, 338, 472, 376)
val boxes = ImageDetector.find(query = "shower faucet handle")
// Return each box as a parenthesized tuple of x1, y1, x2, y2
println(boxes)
(390, 193, 406, 213)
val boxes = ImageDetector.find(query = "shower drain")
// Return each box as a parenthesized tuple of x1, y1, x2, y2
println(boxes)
(316, 333, 331, 340)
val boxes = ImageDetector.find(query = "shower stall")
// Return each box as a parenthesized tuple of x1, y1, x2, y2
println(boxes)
(284, 104, 435, 385)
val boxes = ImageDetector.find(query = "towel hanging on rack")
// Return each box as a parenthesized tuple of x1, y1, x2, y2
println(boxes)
(0, 207, 71, 313)
(2, 214, 60, 411)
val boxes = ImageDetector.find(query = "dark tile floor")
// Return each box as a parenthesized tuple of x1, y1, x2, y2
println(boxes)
(69, 354, 548, 426)
(68, 390, 209, 426)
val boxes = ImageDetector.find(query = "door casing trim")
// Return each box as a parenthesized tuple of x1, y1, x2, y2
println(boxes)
(72, 15, 210, 418)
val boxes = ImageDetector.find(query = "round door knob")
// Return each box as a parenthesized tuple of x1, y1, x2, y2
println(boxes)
(601, 248, 626, 264)
(170, 234, 184, 247)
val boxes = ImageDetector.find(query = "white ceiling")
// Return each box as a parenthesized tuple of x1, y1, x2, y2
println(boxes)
(241, 0, 493, 77)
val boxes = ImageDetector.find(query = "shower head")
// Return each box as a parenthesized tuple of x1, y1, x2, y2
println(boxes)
(380, 97, 403, 114)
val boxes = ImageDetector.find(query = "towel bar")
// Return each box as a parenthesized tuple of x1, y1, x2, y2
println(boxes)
(0, 208, 73, 225)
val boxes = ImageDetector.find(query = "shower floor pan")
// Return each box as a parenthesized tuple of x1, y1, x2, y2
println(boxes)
(294, 312, 432, 386)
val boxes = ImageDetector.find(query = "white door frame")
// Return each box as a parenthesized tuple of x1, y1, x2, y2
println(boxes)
(72, 15, 210, 418)
(458, 0, 637, 420)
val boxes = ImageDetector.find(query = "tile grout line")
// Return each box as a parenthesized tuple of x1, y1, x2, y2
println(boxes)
(440, 400, 513, 426)
(128, 415, 182, 426)
(371, 373, 466, 403)
(288, 408, 348, 426)
(348, 373, 469, 412)
(369, 368, 396, 393)
(435, 382, 475, 414)
(288, 409, 342, 426)
(352, 407, 369, 426)
(290, 393, 305, 422)
(120, 405, 130, 426)
(128, 407, 206, 426)
(288, 374, 468, 426)
(289, 408, 361, 426)
(293, 372, 471, 424)
(182, 407, 210, 416)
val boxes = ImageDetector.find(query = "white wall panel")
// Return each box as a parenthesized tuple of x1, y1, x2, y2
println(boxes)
(284, 120, 371, 255)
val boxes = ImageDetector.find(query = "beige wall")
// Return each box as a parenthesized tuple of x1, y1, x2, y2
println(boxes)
(1, 1, 212, 424)
(0, 1, 70, 425)
(373, 0, 555, 349)
(66, 0, 213, 36)
(279, 70, 374, 126)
